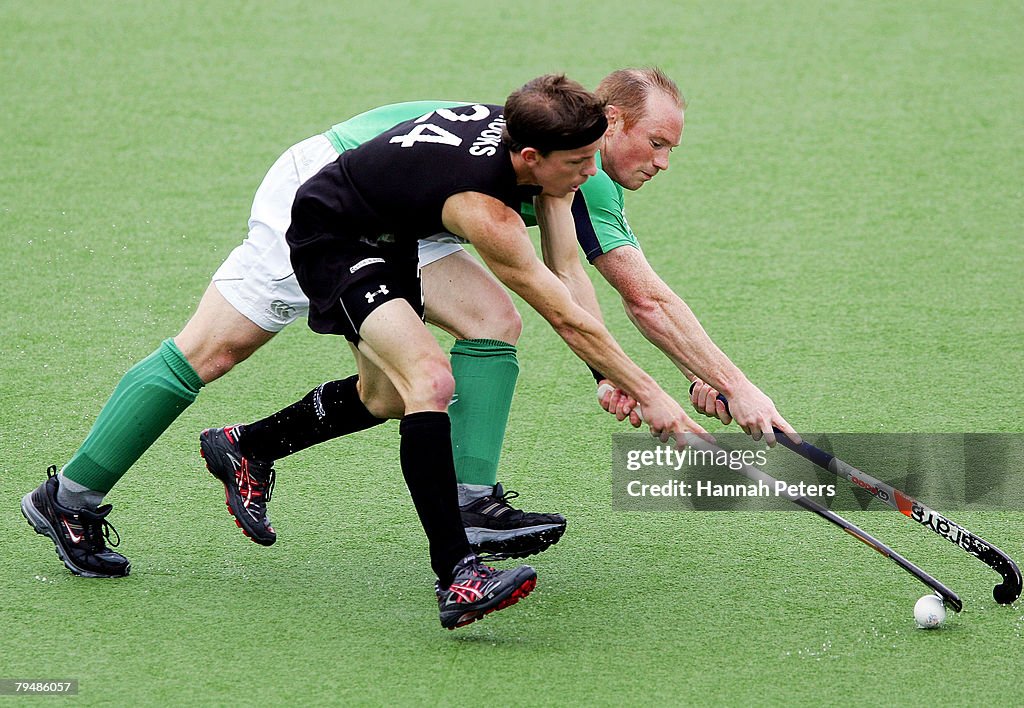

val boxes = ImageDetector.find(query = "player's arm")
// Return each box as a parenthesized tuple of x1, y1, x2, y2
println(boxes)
(533, 192, 615, 389)
(595, 245, 736, 388)
(594, 244, 799, 445)
(441, 191, 705, 439)
(534, 193, 604, 322)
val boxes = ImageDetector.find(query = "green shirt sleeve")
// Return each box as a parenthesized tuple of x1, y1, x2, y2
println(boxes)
(518, 153, 641, 265)
(574, 156, 640, 262)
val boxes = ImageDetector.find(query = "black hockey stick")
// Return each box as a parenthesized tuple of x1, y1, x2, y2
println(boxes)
(689, 382, 1022, 605)
(600, 386, 963, 610)
(689, 431, 963, 611)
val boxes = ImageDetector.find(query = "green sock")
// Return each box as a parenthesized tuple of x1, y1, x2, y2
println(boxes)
(62, 338, 204, 493)
(448, 338, 519, 487)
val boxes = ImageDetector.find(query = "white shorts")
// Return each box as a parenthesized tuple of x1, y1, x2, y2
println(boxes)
(212, 134, 465, 332)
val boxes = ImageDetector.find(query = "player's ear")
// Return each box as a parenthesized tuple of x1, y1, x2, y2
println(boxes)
(519, 146, 541, 165)
(605, 105, 621, 133)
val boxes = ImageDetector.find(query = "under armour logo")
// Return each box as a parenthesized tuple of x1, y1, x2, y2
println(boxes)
(365, 285, 390, 303)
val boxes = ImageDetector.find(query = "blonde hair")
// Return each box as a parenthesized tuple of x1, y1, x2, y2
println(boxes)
(595, 68, 685, 130)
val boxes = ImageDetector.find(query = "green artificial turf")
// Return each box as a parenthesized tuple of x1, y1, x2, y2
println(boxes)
(2, 1, 1022, 704)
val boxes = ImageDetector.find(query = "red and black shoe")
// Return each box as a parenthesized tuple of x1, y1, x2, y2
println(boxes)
(21, 465, 130, 578)
(436, 554, 537, 629)
(200, 425, 276, 546)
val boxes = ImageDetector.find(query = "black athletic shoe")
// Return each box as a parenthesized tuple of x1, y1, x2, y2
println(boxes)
(436, 555, 537, 629)
(200, 425, 276, 546)
(461, 483, 567, 560)
(20, 465, 130, 578)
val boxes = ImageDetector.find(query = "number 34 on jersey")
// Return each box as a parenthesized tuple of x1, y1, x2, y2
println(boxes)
(389, 104, 506, 157)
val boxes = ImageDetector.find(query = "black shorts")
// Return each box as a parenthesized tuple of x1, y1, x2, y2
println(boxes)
(290, 236, 423, 343)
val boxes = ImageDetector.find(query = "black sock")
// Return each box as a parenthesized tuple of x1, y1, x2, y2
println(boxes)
(238, 376, 385, 461)
(399, 411, 472, 587)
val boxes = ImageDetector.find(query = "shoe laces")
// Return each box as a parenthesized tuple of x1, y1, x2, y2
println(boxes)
(453, 555, 496, 581)
(66, 505, 122, 551)
(242, 459, 276, 504)
(46, 465, 121, 549)
(484, 483, 522, 510)
(83, 514, 122, 549)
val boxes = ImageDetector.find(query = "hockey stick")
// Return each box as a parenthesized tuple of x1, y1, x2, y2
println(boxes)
(599, 385, 963, 611)
(686, 382, 1022, 605)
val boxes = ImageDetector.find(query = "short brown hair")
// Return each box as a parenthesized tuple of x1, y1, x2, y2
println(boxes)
(503, 74, 607, 155)
(595, 68, 685, 131)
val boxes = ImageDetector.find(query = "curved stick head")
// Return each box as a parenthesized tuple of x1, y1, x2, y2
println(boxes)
(993, 572, 1022, 605)
(934, 586, 963, 613)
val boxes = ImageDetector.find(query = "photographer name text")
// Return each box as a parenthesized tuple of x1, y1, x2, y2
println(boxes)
(625, 479, 836, 498)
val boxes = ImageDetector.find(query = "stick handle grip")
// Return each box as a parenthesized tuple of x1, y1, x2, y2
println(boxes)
(597, 383, 643, 420)
(686, 382, 832, 462)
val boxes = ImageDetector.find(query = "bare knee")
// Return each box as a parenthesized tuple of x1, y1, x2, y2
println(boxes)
(490, 304, 522, 344)
(174, 323, 271, 384)
(192, 345, 250, 383)
(405, 357, 455, 412)
(173, 285, 276, 384)
(423, 252, 523, 344)
(169, 283, 277, 383)
(356, 357, 454, 417)
(441, 297, 523, 344)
